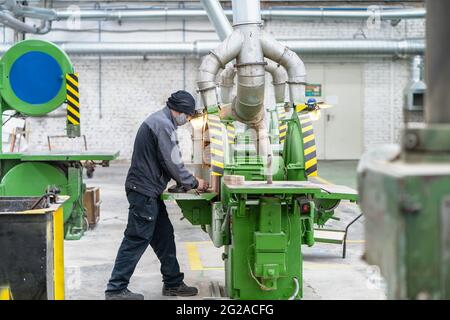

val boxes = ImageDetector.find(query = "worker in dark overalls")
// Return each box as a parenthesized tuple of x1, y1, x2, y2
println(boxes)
(105, 90, 209, 300)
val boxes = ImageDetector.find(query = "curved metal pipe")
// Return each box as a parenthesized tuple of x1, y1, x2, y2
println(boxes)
(261, 33, 307, 105)
(219, 64, 236, 104)
(0, 10, 50, 34)
(197, 29, 244, 108)
(220, 59, 287, 105)
(265, 60, 288, 104)
(0, 11, 36, 33)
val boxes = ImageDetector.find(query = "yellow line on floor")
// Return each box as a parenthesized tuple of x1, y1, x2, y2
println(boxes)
(185, 243, 203, 271)
(184, 242, 223, 271)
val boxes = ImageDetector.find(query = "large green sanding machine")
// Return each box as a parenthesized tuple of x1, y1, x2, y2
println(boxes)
(0, 39, 118, 240)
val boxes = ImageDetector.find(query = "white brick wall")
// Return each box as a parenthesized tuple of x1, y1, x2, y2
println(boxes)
(1, 6, 425, 160)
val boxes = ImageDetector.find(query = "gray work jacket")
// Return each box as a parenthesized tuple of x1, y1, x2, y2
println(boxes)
(125, 106, 198, 198)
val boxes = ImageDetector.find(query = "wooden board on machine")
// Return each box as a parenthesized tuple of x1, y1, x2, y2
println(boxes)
(84, 187, 101, 228)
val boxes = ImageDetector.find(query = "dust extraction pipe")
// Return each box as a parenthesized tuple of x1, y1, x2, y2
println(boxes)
(219, 60, 288, 105)
(197, 0, 306, 124)
(197, 0, 305, 162)
(202, 0, 288, 107)
(265, 60, 288, 105)
(231, 0, 266, 125)
(219, 65, 236, 104)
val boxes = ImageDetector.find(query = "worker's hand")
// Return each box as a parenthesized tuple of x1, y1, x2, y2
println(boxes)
(196, 178, 209, 192)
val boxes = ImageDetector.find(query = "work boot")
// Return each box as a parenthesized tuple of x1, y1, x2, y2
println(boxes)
(105, 288, 144, 300)
(162, 282, 198, 297)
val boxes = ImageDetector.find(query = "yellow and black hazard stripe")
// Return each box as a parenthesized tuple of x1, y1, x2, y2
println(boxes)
(226, 122, 235, 144)
(207, 114, 225, 176)
(278, 107, 288, 145)
(66, 73, 80, 125)
(299, 113, 318, 177)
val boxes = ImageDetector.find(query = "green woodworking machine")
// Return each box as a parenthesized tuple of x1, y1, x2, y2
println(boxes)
(164, 99, 359, 300)
(163, 0, 359, 300)
(0, 39, 118, 240)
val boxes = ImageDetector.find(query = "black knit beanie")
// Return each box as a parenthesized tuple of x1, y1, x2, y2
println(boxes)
(166, 90, 196, 116)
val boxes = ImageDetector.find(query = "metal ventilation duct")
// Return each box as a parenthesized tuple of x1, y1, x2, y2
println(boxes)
(405, 55, 426, 111)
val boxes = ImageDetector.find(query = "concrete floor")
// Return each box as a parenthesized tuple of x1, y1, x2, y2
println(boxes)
(65, 161, 386, 300)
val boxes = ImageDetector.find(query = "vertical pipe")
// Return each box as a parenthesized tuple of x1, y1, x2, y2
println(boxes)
(234, 24, 266, 124)
(412, 55, 424, 82)
(425, 0, 450, 124)
(231, 0, 262, 25)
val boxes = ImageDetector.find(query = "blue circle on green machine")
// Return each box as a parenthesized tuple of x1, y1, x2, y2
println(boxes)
(9, 51, 63, 105)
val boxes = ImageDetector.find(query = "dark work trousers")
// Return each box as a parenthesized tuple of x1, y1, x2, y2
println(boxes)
(106, 189, 184, 292)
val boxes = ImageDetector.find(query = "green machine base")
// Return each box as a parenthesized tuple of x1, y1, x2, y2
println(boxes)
(0, 40, 119, 240)
(359, 124, 450, 299)
(0, 152, 119, 240)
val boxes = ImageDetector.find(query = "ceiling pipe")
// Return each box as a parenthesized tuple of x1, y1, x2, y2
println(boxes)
(2, 5, 426, 21)
(285, 39, 425, 55)
(264, 7, 425, 21)
(0, 9, 51, 34)
(0, 39, 424, 56)
(0, 2, 425, 35)
(26, 7, 426, 22)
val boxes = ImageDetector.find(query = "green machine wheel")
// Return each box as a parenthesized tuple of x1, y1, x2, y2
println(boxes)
(0, 162, 85, 238)
(0, 162, 69, 218)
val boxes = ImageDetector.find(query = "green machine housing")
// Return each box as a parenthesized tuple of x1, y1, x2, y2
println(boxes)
(358, 125, 450, 299)
(163, 105, 358, 299)
(0, 40, 118, 240)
